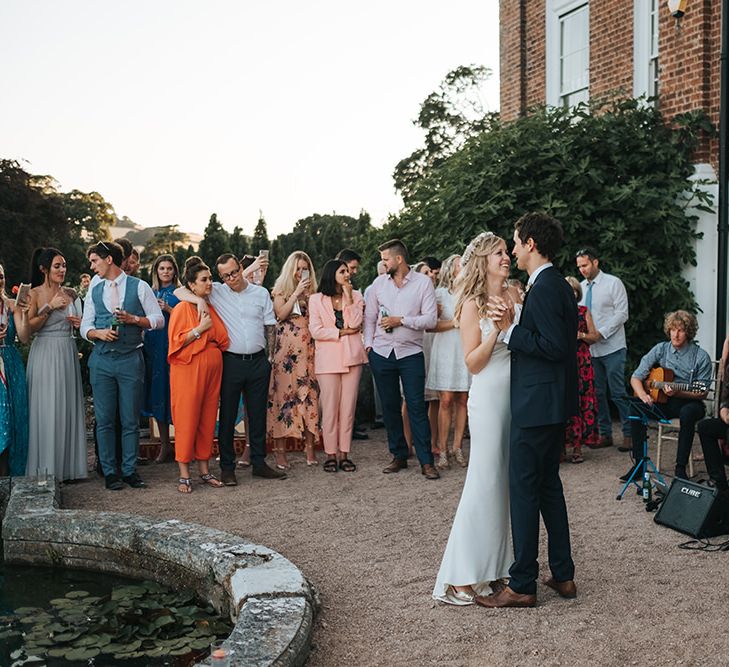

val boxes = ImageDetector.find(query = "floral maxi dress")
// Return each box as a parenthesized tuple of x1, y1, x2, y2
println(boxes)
(566, 305, 599, 451)
(267, 300, 320, 440)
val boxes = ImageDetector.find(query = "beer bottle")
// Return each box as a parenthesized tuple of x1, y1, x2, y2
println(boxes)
(642, 469, 652, 502)
(110, 308, 120, 334)
(380, 306, 393, 333)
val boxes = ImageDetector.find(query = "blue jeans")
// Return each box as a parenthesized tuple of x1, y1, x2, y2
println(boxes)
(90, 349, 144, 478)
(592, 348, 631, 438)
(368, 350, 434, 466)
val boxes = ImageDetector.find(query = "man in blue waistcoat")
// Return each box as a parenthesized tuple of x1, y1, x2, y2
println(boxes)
(81, 241, 164, 490)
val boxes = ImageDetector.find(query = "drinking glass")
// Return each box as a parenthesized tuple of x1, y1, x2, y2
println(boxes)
(0, 306, 8, 348)
(209, 643, 231, 666)
(66, 300, 79, 338)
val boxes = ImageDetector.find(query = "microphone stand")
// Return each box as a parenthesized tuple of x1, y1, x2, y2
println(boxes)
(616, 399, 670, 501)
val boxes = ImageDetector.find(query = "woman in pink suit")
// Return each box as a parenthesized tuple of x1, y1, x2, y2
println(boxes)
(308, 259, 367, 472)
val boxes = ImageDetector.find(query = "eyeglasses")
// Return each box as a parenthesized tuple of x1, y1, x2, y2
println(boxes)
(99, 241, 110, 251)
(575, 248, 595, 259)
(221, 268, 241, 282)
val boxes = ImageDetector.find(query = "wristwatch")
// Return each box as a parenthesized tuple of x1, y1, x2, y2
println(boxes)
(192, 328, 201, 339)
(133, 315, 140, 323)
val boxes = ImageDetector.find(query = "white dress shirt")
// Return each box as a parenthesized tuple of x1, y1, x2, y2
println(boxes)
(209, 282, 276, 354)
(579, 270, 629, 358)
(503, 262, 551, 344)
(80, 272, 164, 342)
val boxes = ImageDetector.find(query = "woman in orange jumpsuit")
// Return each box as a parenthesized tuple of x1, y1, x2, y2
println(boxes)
(168, 257, 229, 493)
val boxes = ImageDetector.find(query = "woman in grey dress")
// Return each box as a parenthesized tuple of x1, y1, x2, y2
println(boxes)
(26, 247, 87, 481)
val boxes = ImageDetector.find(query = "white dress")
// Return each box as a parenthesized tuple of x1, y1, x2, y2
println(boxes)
(426, 288, 471, 392)
(432, 318, 514, 604)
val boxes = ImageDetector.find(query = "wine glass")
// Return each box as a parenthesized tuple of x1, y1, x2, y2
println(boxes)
(0, 306, 8, 348)
(65, 299, 79, 339)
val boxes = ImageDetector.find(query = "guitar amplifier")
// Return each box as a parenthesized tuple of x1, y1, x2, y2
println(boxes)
(654, 479, 728, 538)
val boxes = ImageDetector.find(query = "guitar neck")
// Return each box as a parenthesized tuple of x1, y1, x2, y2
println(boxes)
(651, 380, 702, 393)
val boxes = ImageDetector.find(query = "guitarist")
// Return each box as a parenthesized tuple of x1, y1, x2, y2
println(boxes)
(623, 310, 712, 481)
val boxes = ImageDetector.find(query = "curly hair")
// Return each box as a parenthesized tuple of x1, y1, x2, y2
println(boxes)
(453, 231, 506, 321)
(438, 254, 461, 292)
(515, 212, 563, 261)
(663, 310, 698, 340)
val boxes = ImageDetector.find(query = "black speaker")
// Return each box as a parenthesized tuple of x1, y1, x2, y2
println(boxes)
(654, 479, 728, 538)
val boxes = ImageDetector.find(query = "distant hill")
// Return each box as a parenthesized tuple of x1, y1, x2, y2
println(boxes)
(110, 219, 201, 250)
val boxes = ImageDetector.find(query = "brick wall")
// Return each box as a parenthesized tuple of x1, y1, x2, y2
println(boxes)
(589, 0, 633, 100)
(499, 0, 721, 168)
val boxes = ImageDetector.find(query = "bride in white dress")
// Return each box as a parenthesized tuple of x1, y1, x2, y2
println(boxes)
(432, 231, 522, 605)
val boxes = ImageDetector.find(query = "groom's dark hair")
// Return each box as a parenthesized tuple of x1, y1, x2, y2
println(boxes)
(514, 212, 563, 261)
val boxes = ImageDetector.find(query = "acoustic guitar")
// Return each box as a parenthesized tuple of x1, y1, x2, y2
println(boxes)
(640, 367, 709, 404)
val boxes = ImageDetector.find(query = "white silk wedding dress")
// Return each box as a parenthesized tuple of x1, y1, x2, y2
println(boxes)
(432, 318, 514, 604)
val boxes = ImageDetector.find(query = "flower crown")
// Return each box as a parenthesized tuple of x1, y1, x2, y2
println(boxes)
(462, 231, 496, 265)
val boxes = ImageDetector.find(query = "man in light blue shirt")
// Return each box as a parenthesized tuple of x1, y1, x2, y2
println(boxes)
(576, 248, 631, 451)
(625, 310, 712, 481)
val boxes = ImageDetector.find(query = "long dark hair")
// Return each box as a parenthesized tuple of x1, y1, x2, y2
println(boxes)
(30, 247, 64, 287)
(151, 254, 181, 291)
(182, 256, 210, 288)
(318, 259, 347, 297)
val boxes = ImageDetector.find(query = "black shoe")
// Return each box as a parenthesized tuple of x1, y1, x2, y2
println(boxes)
(371, 421, 385, 429)
(122, 473, 147, 488)
(352, 430, 369, 440)
(675, 465, 688, 479)
(619, 465, 638, 482)
(221, 470, 238, 486)
(252, 463, 287, 479)
(105, 475, 124, 491)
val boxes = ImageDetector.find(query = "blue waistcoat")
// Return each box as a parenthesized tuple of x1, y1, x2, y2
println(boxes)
(92, 276, 145, 354)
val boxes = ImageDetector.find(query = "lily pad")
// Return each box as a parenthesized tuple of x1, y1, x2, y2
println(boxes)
(65, 647, 100, 661)
(13, 607, 43, 616)
(64, 590, 90, 599)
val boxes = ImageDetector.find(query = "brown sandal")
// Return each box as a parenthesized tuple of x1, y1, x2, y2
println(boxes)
(199, 473, 224, 488)
(571, 450, 584, 464)
(178, 477, 193, 494)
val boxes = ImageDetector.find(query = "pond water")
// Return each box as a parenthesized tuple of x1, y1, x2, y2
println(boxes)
(0, 562, 232, 666)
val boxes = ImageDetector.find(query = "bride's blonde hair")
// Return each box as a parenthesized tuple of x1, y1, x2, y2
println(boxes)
(454, 231, 506, 322)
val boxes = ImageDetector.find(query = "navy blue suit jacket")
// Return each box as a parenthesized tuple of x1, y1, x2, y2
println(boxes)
(508, 265, 579, 429)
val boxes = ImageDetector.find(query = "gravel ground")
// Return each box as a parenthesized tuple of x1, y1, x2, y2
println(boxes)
(62, 427, 729, 667)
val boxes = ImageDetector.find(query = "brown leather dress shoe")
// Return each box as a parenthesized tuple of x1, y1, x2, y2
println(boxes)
(382, 458, 408, 474)
(543, 577, 577, 598)
(421, 464, 440, 480)
(474, 586, 536, 608)
(617, 436, 632, 452)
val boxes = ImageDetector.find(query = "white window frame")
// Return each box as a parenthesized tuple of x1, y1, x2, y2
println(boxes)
(633, 0, 659, 100)
(546, 0, 590, 108)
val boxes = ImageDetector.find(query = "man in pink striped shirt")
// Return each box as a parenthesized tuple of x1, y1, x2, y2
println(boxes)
(364, 239, 440, 480)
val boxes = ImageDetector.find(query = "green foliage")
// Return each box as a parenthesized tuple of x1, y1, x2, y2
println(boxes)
(389, 97, 715, 367)
(393, 65, 495, 200)
(197, 213, 230, 269)
(140, 225, 188, 266)
(270, 211, 377, 286)
(251, 212, 270, 254)
(0, 160, 115, 286)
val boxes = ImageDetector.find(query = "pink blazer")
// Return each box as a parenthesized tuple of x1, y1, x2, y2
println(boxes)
(308, 291, 367, 374)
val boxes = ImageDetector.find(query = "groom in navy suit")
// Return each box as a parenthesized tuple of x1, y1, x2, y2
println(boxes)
(478, 212, 579, 608)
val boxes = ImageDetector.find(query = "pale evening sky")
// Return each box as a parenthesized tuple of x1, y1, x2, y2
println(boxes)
(1, 1, 500, 239)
